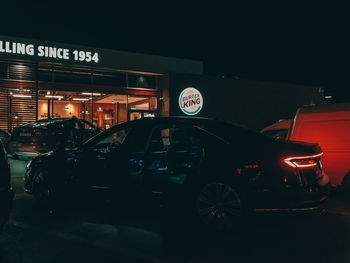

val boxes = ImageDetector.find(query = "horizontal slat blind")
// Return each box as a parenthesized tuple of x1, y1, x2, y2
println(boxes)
(0, 80, 36, 132)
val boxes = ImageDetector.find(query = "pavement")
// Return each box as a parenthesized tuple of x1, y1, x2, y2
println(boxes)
(1, 158, 350, 263)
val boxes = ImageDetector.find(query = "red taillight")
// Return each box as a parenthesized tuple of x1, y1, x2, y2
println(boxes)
(243, 164, 259, 169)
(283, 152, 323, 168)
(237, 163, 260, 175)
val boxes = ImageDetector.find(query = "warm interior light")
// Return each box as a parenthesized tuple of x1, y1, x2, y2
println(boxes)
(283, 152, 323, 168)
(12, 89, 31, 92)
(73, 98, 89, 101)
(45, 95, 64, 99)
(12, 94, 32, 98)
(81, 92, 101, 96)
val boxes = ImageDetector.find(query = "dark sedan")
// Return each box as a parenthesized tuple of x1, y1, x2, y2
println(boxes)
(24, 117, 330, 230)
(8, 117, 99, 158)
(0, 140, 14, 230)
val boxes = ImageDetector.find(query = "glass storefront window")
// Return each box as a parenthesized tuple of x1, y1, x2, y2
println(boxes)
(37, 90, 158, 130)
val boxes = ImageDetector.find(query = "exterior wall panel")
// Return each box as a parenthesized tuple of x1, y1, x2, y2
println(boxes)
(169, 73, 324, 130)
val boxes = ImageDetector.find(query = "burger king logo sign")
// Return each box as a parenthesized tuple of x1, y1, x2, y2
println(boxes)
(178, 87, 203, 116)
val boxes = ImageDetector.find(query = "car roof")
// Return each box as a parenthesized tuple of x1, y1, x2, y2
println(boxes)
(19, 117, 74, 128)
(141, 116, 212, 121)
(111, 116, 258, 136)
(124, 116, 219, 127)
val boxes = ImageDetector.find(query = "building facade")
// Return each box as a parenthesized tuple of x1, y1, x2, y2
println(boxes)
(0, 35, 203, 131)
(0, 35, 324, 132)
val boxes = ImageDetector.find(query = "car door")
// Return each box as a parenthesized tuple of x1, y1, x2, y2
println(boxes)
(76, 125, 132, 200)
(141, 121, 204, 206)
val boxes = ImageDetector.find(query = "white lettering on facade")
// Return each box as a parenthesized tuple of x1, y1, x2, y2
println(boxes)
(0, 40, 99, 63)
(26, 44, 34, 56)
(37, 46, 45, 57)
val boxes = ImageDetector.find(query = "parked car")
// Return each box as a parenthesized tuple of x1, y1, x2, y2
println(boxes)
(0, 129, 10, 149)
(0, 140, 14, 230)
(24, 117, 329, 230)
(261, 103, 350, 187)
(8, 117, 100, 158)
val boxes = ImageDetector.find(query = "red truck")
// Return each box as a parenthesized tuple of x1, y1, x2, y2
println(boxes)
(261, 103, 350, 187)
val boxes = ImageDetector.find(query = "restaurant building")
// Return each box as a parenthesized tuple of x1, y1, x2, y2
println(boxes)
(0, 35, 203, 132)
(0, 35, 324, 132)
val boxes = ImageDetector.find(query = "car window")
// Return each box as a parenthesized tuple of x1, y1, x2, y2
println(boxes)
(148, 122, 204, 152)
(263, 129, 288, 141)
(148, 124, 189, 152)
(48, 120, 70, 131)
(144, 122, 204, 186)
(95, 128, 130, 147)
(74, 121, 80, 130)
(64, 120, 83, 148)
(83, 121, 135, 147)
(87, 127, 131, 155)
(199, 120, 271, 146)
(80, 119, 96, 131)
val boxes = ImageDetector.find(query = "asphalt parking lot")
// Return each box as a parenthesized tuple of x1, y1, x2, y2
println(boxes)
(2, 158, 350, 263)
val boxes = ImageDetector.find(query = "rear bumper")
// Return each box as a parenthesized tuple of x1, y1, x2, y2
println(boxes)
(0, 188, 14, 228)
(253, 201, 326, 215)
(250, 181, 330, 215)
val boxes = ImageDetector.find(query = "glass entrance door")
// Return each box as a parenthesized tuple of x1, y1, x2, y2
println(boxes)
(127, 95, 157, 121)
(128, 109, 157, 121)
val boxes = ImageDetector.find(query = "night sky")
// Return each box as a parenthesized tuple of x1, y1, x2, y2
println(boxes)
(1, 2, 349, 101)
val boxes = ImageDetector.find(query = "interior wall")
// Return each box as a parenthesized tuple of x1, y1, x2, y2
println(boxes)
(38, 100, 81, 119)
(117, 103, 127, 123)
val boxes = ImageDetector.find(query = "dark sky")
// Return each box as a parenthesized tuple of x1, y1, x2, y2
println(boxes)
(1, 2, 349, 100)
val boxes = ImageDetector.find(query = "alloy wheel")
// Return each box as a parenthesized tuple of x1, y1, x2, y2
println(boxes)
(32, 170, 51, 204)
(196, 183, 242, 231)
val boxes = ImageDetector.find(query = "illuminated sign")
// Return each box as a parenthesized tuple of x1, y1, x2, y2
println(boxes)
(178, 87, 203, 115)
(0, 40, 99, 63)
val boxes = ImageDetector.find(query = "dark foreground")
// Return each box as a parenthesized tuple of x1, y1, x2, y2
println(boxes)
(1, 159, 350, 263)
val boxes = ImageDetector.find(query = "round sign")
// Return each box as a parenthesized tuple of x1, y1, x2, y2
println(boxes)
(178, 87, 203, 116)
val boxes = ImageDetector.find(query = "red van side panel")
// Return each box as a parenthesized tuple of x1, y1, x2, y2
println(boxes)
(290, 104, 350, 186)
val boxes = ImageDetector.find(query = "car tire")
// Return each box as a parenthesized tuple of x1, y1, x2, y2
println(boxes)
(194, 182, 244, 233)
(31, 168, 54, 209)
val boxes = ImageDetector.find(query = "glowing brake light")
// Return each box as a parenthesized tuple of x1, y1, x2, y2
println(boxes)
(283, 152, 323, 168)
(243, 164, 259, 169)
